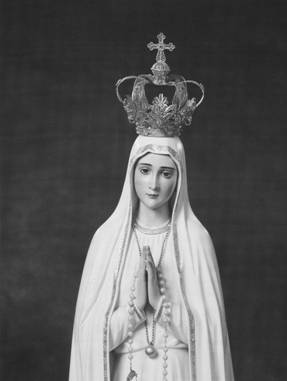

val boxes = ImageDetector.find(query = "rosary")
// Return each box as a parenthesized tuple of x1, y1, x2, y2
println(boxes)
(126, 225, 171, 381)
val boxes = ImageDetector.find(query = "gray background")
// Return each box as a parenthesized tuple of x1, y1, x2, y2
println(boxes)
(1, 0, 287, 380)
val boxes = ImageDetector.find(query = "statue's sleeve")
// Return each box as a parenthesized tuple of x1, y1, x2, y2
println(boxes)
(109, 305, 146, 351)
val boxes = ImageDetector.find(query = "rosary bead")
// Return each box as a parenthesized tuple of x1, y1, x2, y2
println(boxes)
(161, 295, 167, 302)
(163, 369, 168, 376)
(128, 323, 134, 330)
(158, 271, 163, 279)
(128, 330, 133, 337)
(159, 279, 165, 286)
(163, 354, 168, 360)
(160, 287, 166, 294)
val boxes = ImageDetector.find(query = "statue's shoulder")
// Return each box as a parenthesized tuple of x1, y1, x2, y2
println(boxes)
(89, 217, 117, 244)
(186, 214, 215, 253)
(189, 214, 211, 238)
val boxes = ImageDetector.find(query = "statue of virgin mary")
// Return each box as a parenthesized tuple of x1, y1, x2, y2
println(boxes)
(69, 34, 235, 381)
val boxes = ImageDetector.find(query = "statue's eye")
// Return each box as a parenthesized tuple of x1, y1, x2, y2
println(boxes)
(139, 167, 150, 175)
(162, 170, 172, 178)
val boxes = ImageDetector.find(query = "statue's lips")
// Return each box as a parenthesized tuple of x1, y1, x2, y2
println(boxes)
(146, 193, 159, 198)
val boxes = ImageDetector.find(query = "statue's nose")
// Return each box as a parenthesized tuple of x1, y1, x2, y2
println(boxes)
(149, 174, 159, 191)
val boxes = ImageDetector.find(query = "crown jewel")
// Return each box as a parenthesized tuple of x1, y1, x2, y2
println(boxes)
(116, 33, 204, 137)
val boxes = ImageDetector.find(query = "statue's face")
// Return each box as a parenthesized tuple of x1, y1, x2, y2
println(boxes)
(134, 153, 178, 211)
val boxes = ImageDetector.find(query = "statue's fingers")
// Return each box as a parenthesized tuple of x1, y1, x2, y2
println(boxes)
(140, 254, 147, 271)
(147, 252, 156, 267)
(147, 260, 157, 280)
(147, 263, 157, 285)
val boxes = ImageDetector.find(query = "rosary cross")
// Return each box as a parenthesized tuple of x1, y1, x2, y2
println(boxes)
(147, 33, 175, 63)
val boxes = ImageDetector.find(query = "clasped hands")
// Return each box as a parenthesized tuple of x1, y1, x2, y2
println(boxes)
(135, 245, 162, 312)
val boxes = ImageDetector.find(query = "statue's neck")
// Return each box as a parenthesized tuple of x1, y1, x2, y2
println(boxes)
(136, 202, 170, 227)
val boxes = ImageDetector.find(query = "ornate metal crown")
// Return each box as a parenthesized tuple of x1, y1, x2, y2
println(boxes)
(116, 33, 205, 137)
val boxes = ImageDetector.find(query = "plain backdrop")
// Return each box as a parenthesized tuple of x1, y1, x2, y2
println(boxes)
(1, 0, 287, 380)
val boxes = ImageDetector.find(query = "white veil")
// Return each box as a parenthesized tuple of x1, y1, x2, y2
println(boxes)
(69, 136, 235, 381)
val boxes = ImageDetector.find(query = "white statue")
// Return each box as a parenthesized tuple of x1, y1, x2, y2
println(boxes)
(69, 34, 235, 381)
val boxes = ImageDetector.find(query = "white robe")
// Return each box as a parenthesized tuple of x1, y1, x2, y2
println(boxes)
(110, 222, 190, 380)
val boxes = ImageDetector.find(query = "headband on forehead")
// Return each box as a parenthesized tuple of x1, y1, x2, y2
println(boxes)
(133, 144, 178, 160)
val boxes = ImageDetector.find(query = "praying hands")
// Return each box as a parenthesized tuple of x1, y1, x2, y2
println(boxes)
(135, 246, 162, 311)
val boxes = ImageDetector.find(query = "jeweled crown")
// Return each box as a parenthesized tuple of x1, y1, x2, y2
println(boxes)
(116, 33, 205, 137)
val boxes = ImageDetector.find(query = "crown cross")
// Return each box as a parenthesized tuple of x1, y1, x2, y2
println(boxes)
(147, 33, 175, 63)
